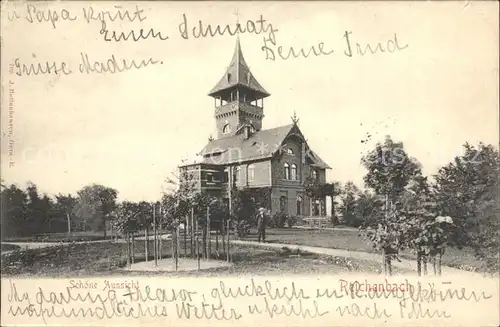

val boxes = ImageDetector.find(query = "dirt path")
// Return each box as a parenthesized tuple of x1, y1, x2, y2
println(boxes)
(228, 239, 490, 279)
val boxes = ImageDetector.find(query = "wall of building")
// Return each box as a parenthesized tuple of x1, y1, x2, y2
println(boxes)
(268, 137, 329, 217)
(270, 187, 310, 217)
(233, 160, 271, 188)
(186, 139, 328, 217)
(215, 104, 239, 138)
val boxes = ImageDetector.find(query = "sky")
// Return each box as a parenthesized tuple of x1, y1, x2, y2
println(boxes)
(1, 1, 498, 202)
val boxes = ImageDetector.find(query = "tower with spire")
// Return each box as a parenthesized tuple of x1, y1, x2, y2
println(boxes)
(208, 37, 270, 139)
(180, 37, 332, 218)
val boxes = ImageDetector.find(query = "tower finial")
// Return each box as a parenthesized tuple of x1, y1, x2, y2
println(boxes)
(208, 134, 214, 142)
(233, 8, 241, 34)
(291, 110, 299, 125)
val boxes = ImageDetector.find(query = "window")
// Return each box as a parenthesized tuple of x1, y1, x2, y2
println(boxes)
(286, 148, 294, 155)
(291, 164, 297, 180)
(222, 124, 231, 134)
(296, 196, 303, 215)
(249, 124, 256, 133)
(206, 173, 214, 184)
(280, 195, 287, 213)
(283, 163, 290, 180)
(227, 73, 232, 82)
(247, 164, 255, 182)
(311, 168, 318, 180)
(313, 199, 320, 216)
(233, 166, 240, 184)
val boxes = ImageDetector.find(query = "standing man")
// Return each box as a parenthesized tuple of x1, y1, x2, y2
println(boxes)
(256, 207, 268, 243)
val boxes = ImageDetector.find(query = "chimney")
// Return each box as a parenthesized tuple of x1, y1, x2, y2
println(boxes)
(244, 125, 251, 139)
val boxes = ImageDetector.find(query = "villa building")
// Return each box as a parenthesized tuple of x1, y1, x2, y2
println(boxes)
(180, 37, 331, 217)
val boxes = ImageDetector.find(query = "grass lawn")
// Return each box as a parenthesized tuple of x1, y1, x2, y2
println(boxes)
(1, 243, 21, 252)
(0, 239, 410, 277)
(3, 231, 112, 243)
(237, 228, 489, 273)
(2, 230, 170, 243)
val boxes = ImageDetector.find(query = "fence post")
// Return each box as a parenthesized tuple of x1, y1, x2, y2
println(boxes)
(382, 248, 387, 275)
(158, 231, 162, 261)
(153, 204, 157, 267)
(184, 217, 187, 257)
(206, 206, 211, 260)
(222, 217, 225, 258)
(145, 228, 148, 262)
(423, 255, 428, 275)
(216, 229, 219, 256)
(226, 219, 231, 262)
(126, 233, 131, 268)
(171, 226, 176, 269)
(191, 208, 195, 258)
(158, 216, 162, 261)
(196, 219, 200, 271)
(176, 225, 180, 266)
(175, 226, 179, 271)
(131, 233, 135, 264)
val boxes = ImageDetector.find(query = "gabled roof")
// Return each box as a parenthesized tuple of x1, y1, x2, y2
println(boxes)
(307, 149, 331, 169)
(196, 123, 331, 169)
(208, 37, 270, 98)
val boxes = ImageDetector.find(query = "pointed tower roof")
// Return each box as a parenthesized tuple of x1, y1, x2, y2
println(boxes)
(208, 37, 270, 98)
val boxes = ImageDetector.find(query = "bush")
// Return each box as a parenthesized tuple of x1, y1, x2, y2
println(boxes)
(270, 212, 288, 228)
(233, 220, 250, 238)
(287, 215, 298, 228)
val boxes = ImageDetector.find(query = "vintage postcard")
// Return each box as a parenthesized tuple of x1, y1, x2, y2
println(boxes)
(1, 1, 499, 326)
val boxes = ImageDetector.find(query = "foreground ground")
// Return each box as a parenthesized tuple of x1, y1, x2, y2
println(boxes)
(0, 239, 409, 277)
(1, 226, 490, 275)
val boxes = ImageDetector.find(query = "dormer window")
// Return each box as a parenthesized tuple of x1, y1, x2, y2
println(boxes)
(223, 124, 231, 134)
(286, 148, 294, 155)
(227, 73, 232, 83)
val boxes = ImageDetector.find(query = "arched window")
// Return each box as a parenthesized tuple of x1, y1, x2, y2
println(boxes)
(296, 196, 303, 215)
(291, 164, 297, 180)
(286, 148, 294, 155)
(247, 164, 255, 182)
(283, 163, 290, 180)
(222, 124, 231, 134)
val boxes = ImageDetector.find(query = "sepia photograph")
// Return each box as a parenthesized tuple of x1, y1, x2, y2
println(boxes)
(1, 1, 499, 326)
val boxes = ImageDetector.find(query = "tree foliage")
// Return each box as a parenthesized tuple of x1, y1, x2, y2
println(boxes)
(76, 184, 118, 237)
(360, 136, 428, 274)
(339, 181, 359, 226)
(433, 143, 499, 272)
(304, 178, 341, 223)
(361, 136, 422, 204)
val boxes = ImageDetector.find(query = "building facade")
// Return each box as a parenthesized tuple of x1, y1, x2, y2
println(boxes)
(180, 38, 331, 217)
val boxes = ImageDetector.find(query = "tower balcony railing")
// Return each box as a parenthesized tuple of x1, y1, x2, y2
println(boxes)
(215, 101, 264, 119)
(215, 100, 263, 109)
